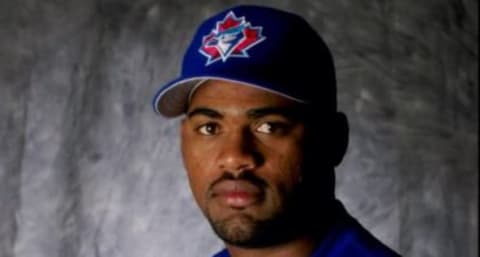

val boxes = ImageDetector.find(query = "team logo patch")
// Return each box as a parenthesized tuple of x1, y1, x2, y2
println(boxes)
(199, 11, 266, 65)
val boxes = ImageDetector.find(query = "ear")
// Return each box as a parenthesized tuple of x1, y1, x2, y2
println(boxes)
(331, 112, 349, 166)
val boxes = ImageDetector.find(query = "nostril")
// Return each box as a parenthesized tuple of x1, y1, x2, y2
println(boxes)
(218, 146, 261, 172)
(218, 156, 257, 172)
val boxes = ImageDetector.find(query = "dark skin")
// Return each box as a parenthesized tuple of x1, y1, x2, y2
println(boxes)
(180, 80, 347, 257)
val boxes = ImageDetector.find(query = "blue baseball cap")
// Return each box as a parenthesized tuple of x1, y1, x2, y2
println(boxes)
(153, 5, 337, 117)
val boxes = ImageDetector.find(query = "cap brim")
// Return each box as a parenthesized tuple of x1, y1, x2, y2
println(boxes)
(153, 76, 307, 117)
(152, 77, 205, 117)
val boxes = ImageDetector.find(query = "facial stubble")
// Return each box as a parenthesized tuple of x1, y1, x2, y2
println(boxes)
(204, 173, 302, 248)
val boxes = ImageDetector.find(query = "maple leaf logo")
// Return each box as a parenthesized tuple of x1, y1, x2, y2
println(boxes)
(199, 11, 266, 65)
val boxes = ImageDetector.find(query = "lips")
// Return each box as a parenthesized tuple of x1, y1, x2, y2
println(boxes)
(210, 180, 263, 208)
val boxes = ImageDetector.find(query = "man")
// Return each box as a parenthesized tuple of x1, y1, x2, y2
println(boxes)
(152, 5, 401, 257)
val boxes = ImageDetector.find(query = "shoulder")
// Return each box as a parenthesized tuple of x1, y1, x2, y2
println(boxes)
(211, 249, 229, 257)
(311, 201, 401, 257)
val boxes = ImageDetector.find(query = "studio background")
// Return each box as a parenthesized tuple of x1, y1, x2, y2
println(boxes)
(0, 0, 477, 257)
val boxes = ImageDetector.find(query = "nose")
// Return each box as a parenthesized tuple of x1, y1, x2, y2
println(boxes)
(217, 128, 262, 174)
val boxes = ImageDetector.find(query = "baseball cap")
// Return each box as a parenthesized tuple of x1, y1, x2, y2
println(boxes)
(152, 5, 337, 117)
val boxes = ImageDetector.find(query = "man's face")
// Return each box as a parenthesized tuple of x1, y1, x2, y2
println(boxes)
(180, 80, 310, 247)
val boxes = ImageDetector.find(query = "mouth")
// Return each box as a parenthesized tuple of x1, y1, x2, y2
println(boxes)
(210, 180, 264, 209)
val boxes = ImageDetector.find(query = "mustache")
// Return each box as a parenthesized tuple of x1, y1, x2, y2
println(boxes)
(208, 170, 268, 194)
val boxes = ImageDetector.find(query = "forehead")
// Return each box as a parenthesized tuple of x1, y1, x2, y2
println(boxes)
(188, 80, 300, 112)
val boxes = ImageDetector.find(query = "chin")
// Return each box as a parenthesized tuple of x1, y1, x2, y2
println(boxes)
(211, 212, 259, 246)
(207, 207, 298, 248)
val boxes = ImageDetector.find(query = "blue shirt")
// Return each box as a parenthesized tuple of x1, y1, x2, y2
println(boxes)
(212, 201, 401, 257)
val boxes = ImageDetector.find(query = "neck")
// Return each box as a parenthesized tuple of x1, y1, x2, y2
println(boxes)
(225, 235, 318, 257)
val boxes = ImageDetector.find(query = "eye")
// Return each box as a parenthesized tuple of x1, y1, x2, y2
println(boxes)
(197, 122, 220, 135)
(255, 122, 289, 134)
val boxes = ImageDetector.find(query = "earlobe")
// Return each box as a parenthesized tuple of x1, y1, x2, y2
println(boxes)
(332, 112, 349, 166)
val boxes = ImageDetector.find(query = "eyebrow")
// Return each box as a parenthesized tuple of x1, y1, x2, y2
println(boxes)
(187, 107, 223, 119)
(247, 107, 304, 120)
(186, 106, 305, 120)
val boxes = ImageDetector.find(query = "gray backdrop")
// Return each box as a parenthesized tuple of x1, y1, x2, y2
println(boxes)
(0, 0, 477, 257)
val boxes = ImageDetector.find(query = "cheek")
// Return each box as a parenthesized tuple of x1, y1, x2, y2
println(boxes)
(262, 142, 305, 192)
(279, 152, 304, 190)
(181, 132, 217, 207)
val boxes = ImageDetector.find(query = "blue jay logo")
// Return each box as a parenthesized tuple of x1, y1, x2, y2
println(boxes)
(199, 11, 266, 65)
